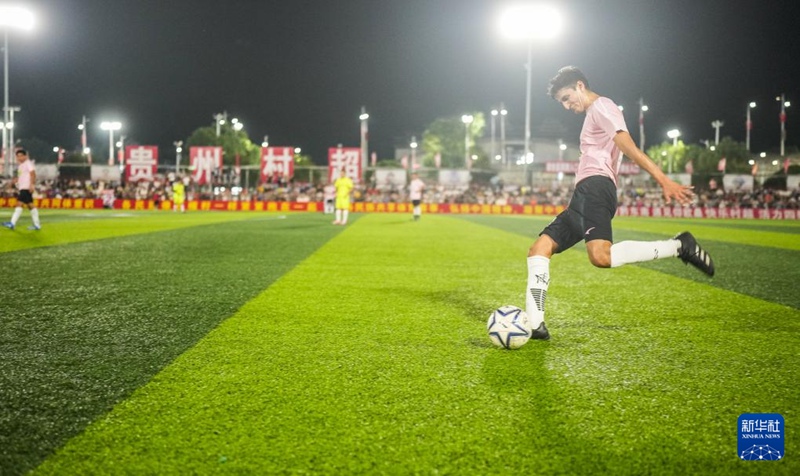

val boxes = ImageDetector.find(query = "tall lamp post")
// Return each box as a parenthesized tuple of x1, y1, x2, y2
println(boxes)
(638, 99, 648, 150)
(100, 121, 122, 166)
(777, 94, 790, 157)
(410, 136, 418, 174)
(667, 129, 681, 174)
(174, 140, 183, 172)
(461, 114, 473, 168)
(499, 105, 508, 168)
(0, 6, 34, 177)
(711, 120, 724, 146)
(499, 5, 562, 182)
(490, 108, 498, 161)
(359, 107, 369, 175)
(746, 101, 756, 151)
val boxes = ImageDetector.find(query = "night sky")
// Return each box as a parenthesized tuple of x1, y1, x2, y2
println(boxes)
(10, 0, 800, 163)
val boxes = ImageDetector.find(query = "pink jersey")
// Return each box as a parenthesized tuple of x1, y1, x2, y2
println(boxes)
(409, 178, 424, 200)
(575, 96, 628, 187)
(17, 159, 35, 190)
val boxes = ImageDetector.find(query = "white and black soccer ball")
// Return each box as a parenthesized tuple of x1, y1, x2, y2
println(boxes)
(487, 305, 531, 350)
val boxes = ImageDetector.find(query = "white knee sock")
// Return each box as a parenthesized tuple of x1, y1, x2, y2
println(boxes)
(610, 240, 680, 267)
(526, 255, 550, 329)
(30, 208, 40, 227)
(11, 207, 22, 225)
(335, 209, 342, 222)
(342, 209, 349, 224)
(413, 205, 420, 217)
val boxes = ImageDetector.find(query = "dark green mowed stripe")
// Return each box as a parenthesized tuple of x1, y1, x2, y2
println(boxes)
(459, 215, 800, 309)
(0, 213, 346, 475)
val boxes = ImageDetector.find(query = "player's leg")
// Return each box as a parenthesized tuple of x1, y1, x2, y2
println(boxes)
(341, 205, 349, 225)
(28, 204, 41, 230)
(526, 210, 581, 340)
(4, 206, 22, 229)
(334, 208, 342, 224)
(412, 200, 421, 220)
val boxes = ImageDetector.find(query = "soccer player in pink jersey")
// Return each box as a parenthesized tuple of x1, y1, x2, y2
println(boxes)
(525, 67, 714, 340)
(3, 149, 42, 231)
(409, 173, 425, 221)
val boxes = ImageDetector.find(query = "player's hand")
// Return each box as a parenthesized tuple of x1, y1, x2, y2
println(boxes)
(661, 180, 694, 205)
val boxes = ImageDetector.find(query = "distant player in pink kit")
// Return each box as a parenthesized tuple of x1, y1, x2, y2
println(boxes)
(408, 173, 425, 221)
(3, 149, 42, 231)
(525, 67, 715, 340)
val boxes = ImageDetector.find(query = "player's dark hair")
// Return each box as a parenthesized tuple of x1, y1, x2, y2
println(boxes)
(547, 66, 589, 98)
(15, 148, 28, 156)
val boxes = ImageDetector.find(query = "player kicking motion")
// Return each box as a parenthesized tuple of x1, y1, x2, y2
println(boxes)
(3, 149, 42, 231)
(526, 67, 715, 340)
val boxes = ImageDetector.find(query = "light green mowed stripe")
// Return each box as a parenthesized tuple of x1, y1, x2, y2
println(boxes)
(34, 214, 800, 474)
(0, 210, 265, 254)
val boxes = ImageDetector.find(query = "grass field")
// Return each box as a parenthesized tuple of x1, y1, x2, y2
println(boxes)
(1, 209, 798, 475)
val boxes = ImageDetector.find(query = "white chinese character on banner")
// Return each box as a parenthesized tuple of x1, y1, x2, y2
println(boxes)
(329, 147, 360, 181)
(741, 420, 754, 432)
(261, 147, 294, 183)
(127, 146, 157, 182)
(191, 147, 222, 185)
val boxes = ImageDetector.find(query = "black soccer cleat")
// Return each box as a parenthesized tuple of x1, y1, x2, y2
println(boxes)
(675, 231, 715, 277)
(530, 322, 551, 340)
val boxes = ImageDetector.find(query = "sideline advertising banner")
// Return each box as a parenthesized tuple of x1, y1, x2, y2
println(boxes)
(190, 147, 223, 185)
(125, 145, 159, 182)
(261, 147, 294, 183)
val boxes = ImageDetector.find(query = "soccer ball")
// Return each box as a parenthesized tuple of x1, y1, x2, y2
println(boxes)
(487, 305, 531, 350)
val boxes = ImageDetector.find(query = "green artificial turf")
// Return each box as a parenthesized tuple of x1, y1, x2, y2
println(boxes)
(0, 211, 348, 474)
(9, 213, 795, 475)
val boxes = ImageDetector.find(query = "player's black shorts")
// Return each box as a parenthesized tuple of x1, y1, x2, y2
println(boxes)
(412, 199, 421, 207)
(540, 176, 617, 253)
(17, 189, 33, 205)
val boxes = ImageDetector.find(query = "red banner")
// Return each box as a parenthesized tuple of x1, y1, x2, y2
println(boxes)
(125, 145, 159, 182)
(328, 147, 361, 183)
(190, 146, 223, 185)
(261, 147, 294, 183)
(3, 196, 799, 220)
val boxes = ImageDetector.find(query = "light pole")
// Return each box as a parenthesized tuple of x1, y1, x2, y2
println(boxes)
(638, 99, 648, 150)
(490, 108, 498, 161)
(100, 121, 122, 166)
(711, 120, 724, 146)
(461, 114, 473, 168)
(410, 136, 418, 172)
(777, 94, 790, 157)
(6, 105, 19, 159)
(213, 111, 227, 136)
(174, 140, 183, 172)
(499, 105, 508, 168)
(499, 5, 562, 181)
(261, 135, 269, 147)
(746, 101, 756, 151)
(1, 6, 33, 177)
(667, 129, 681, 174)
(359, 107, 369, 176)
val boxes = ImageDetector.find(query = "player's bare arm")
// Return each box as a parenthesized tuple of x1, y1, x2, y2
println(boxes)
(612, 130, 694, 205)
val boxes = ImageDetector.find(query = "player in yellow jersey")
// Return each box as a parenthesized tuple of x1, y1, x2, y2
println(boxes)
(333, 167, 353, 225)
(172, 179, 185, 213)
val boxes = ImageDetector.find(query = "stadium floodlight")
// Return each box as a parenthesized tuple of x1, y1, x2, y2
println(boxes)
(499, 4, 563, 183)
(100, 121, 122, 166)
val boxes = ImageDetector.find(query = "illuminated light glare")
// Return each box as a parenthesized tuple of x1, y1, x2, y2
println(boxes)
(661, 151, 667, 156)
(772, 160, 779, 165)
(749, 102, 756, 109)
(491, 109, 499, 116)
(233, 122, 244, 131)
(294, 147, 301, 154)
(760, 152, 766, 158)
(471, 154, 478, 160)
(359, 113, 369, 121)
(641, 105, 649, 112)
(461, 114, 474, 124)
(499, 4, 563, 40)
(500, 109, 508, 115)
(559, 143, 567, 151)
(710, 146, 716, 151)
(83, 147, 91, 154)
(494, 154, 502, 161)
(100, 121, 122, 131)
(0, 6, 35, 30)
(748, 160, 755, 165)
(618, 105, 624, 111)
(667, 129, 681, 139)
(52, 146, 59, 152)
